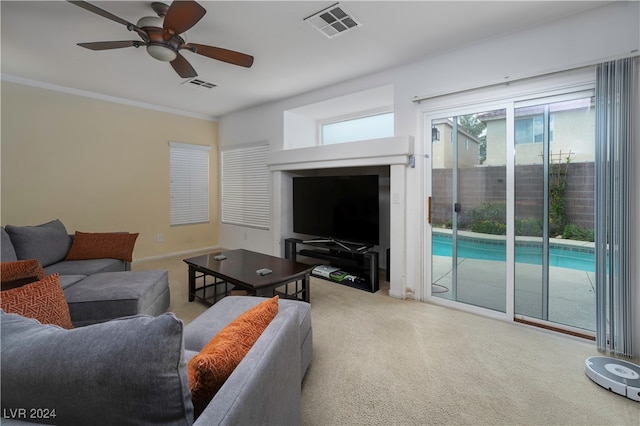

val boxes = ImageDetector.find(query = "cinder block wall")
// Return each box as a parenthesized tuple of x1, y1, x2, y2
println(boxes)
(432, 162, 594, 230)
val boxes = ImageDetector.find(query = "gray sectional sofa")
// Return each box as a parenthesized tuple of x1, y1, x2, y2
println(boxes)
(1, 219, 313, 425)
(1, 295, 312, 425)
(1, 219, 169, 326)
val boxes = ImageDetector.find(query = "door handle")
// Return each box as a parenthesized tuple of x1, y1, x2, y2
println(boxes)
(427, 196, 432, 224)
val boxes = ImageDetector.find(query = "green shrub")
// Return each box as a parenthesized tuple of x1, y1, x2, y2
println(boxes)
(463, 201, 592, 241)
(467, 202, 506, 236)
(515, 217, 543, 237)
(470, 219, 506, 235)
(562, 224, 594, 242)
(469, 202, 506, 224)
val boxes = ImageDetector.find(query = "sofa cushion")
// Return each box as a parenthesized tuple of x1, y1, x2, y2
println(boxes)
(0, 311, 194, 426)
(66, 231, 139, 262)
(44, 258, 128, 276)
(1, 227, 17, 262)
(0, 273, 73, 329)
(0, 259, 46, 291)
(184, 296, 313, 380)
(5, 219, 71, 267)
(63, 270, 169, 325)
(57, 274, 87, 290)
(188, 296, 279, 417)
(192, 304, 303, 426)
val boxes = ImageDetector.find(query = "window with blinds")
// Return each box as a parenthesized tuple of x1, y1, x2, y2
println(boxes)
(169, 142, 211, 226)
(221, 144, 270, 229)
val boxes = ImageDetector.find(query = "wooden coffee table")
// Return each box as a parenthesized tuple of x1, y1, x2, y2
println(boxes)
(184, 249, 314, 305)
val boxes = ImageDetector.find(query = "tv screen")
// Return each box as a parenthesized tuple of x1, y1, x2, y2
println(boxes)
(292, 175, 379, 246)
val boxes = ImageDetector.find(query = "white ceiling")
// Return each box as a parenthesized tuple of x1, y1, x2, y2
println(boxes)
(1, 1, 612, 119)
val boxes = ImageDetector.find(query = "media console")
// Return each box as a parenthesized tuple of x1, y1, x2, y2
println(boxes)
(284, 238, 379, 293)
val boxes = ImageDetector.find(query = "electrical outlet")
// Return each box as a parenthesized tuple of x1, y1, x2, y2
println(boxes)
(157, 234, 163, 242)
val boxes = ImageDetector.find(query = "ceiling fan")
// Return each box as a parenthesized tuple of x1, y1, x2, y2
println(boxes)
(68, 0, 254, 78)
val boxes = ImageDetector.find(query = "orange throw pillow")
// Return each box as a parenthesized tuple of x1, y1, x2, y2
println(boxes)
(1, 259, 46, 290)
(65, 231, 139, 262)
(188, 296, 279, 417)
(0, 273, 73, 329)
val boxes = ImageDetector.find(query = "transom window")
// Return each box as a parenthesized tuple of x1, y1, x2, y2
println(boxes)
(321, 111, 394, 145)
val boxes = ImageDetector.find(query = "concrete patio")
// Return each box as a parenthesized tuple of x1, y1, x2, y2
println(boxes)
(432, 255, 595, 331)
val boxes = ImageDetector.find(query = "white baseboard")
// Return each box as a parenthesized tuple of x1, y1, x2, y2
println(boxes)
(133, 245, 221, 263)
(388, 289, 407, 300)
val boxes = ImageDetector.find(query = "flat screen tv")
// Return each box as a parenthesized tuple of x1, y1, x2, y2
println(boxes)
(292, 175, 379, 246)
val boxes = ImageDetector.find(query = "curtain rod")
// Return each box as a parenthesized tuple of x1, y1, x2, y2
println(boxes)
(412, 52, 639, 104)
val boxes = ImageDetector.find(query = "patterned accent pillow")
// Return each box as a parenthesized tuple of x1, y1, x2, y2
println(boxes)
(188, 296, 279, 417)
(65, 232, 139, 262)
(0, 273, 74, 329)
(1, 259, 46, 291)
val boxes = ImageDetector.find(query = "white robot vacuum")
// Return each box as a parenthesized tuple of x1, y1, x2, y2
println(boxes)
(585, 356, 640, 401)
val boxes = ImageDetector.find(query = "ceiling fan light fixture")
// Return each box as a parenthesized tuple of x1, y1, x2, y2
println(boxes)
(147, 44, 177, 61)
(137, 15, 164, 29)
(70, 0, 253, 78)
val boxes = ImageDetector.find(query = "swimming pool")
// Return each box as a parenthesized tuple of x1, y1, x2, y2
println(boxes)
(432, 233, 595, 272)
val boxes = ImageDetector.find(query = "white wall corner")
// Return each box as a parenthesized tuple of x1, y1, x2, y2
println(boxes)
(389, 164, 407, 299)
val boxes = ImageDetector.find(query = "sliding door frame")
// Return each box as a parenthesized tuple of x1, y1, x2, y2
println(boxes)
(417, 68, 595, 325)
(422, 99, 514, 321)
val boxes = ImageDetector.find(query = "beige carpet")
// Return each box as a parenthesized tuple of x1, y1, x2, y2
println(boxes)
(134, 253, 640, 425)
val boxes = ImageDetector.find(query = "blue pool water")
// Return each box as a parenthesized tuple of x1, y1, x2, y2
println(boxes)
(432, 233, 595, 272)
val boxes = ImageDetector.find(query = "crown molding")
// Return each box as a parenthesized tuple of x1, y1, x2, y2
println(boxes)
(1, 74, 218, 122)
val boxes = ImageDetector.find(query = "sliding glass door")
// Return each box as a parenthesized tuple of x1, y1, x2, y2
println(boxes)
(426, 90, 596, 332)
(514, 95, 596, 331)
(431, 110, 507, 312)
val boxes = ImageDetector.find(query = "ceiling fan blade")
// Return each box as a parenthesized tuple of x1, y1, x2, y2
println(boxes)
(185, 43, 254, 68)
(163, 0, 206, 35)
(170, 53, 198, 78)
(67, 1, 136, 28)
(77, 41, 144, 51)
(151, 2, 170, 17)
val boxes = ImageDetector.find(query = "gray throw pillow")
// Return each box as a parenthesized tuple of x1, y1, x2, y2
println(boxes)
(1, 311, 194, 426)
(1, 227, 17, 262)
(5, 219, 71, 267)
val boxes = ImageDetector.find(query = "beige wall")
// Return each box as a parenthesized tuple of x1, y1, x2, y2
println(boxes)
(1, 82, 219, 260)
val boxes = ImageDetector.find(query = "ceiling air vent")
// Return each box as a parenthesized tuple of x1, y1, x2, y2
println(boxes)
(304, 3, 361, 38)
(183, 78, 217, 89)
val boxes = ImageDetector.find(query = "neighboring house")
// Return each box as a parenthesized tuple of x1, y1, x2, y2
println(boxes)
(431, 118, 482, 169)
(481, 98, 596, 166)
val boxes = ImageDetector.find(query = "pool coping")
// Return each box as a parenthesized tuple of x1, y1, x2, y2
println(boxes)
(432, 228, 595, 251)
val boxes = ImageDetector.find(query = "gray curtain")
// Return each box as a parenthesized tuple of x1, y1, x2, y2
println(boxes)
(594, 57, 637, 357)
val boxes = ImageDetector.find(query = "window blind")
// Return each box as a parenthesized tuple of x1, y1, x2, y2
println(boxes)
(595, 57, 636, 357)
(170, 142, 211, 226)
(221, 144, 270, 229)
